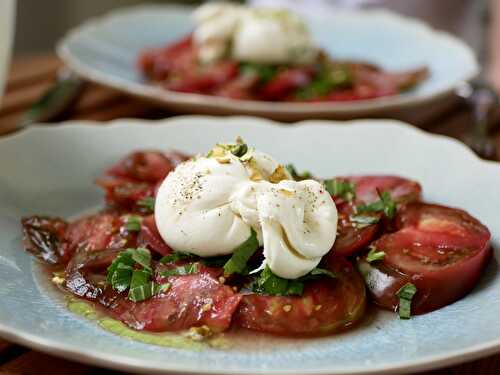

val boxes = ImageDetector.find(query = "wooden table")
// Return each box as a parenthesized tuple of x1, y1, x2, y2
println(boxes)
(0, 54, 499, 375)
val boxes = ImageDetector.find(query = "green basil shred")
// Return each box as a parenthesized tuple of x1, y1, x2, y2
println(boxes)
(125, 215, 142, 232)
(223, 229, 259, 276)
(137, 197, 155, 212)
(159, 263, 200, 277)
(366, 247, 385, 263)
(357, 190, 397, 219)
(285, 164, 312, 181)
(324, 178, 356, 202)
(396, 283, 417, 319)
(350, 214, 380, 228)
(107, 248, 168, 302)
(254, 266, 336, 296)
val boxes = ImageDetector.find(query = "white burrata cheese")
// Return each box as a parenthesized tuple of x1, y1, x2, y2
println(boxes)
(192, 3, 318, 65)
(155, 146, 337, 279)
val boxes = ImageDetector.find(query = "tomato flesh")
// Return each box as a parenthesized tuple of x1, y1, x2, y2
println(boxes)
(330, 203, 379, 257)
(358, 203, 491, 314)
(234, 257, 366, 336)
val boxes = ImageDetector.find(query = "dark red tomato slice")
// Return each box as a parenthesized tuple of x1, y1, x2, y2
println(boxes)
(345, 175, 422, 204)
(234, 257, 366, 336)
(358, 203, 491, 314)
(138, 35, 195, 81)
(137, 215, 172, 256)
(259, 68, 313, 101)
(95, 178, 154, 210)
(21, 216, 68, 265)
(216, 73, 259, 100)
(328, 203, 379, 257)
(64, 213, 136, 257)
(106, 150, 188, 183)
(101, 273, 241, 332)
(167, 61, 239, 94)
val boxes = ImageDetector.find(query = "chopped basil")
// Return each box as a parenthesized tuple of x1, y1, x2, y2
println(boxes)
(131, 247, 152, 272)
(254, 266, 297, 296)
(254, 266, 336, 296)
(202, 255, 231, 268)
(223, 229, 259, 276)
(366, 247, 385, 263)
(160, 251, 196, 264)
(296, 64, 352, 99)
(106, 249, 135, 285)
(350, 214, 380, 228)
(125, 215, 142, 232)
(357, 190, 397, 219)
(240, 62, 278, 84)
(285, 164, 312, 181)
(396, 283, 417, 319)
(324, 178, 356, 202)
(137, 197, 155, 213)
(307, 267, 337, 279)
(110, 263, 134, 293)
(128, 269, 153, 302)
(107, 248, 165, 302)
(159, 263, 200, 277)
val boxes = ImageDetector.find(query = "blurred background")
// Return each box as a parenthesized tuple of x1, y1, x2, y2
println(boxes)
(14, 0, 488, 55)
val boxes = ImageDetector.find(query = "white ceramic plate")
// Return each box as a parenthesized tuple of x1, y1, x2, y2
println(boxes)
(1, 116, 499, 375)
(57, 5, 478, 121)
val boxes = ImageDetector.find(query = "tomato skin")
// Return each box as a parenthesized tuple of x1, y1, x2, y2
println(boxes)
(137, 215, 172, 256)
(358, 203, 491, 314)
(259, 68, 313, 100)
(346, 175, 422, 204)
(101, 273, 242, 332)
(234, 257, 366, 336)
(329, 203, 379, 257)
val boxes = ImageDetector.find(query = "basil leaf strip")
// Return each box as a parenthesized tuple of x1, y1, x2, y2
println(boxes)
(396, 283, 417, 319)
(357, 190, 397, 219)
(350, 214, 380, 228)
(366, 247, 385, 263)
(223, 229, 259, 276)
(160, 251, 196, 264)
(159, 263, 200, 277)
(137, 197, 155, 213)
(125, 215, 142, 232)
(324, 178, 356, 202)
(285, 164, 312, 181)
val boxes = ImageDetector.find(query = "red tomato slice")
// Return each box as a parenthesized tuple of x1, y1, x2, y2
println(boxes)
(167, 61, 239, 94)
(106, 150, 188, 183)
(64, 213, 138, 258)
(329, 203, 380, 257)
(101, 273, 241, 333)
(358, 203, 491, 314)
(21, 216, 68, 265)
(234, 257, 366, 336)
(137, 215, 172, 256)
(259, 68, 313, 100)
(346, 175, 422, 204)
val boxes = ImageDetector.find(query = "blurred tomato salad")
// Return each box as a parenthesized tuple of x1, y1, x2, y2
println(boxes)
(138, 3, 429, 102)
(22, 138, 491, 340)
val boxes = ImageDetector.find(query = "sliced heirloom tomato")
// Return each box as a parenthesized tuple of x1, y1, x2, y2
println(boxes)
(96, 150, 189, 210)
(357, 203, 491, 315)
(346, 175, 422, 204)
(21, 216, 68, 264)
(234, 257, 365, 336)
(331, 203, 380, 257)
(329, 175, 421, 257)
(102, 272, 241, 332)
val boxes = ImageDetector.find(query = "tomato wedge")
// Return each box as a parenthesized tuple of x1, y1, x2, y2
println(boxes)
(346, 175, 422, 204)
(234, 257, 366, 336)
(357, 203, 491, 314)
(330, 203, 380, 257)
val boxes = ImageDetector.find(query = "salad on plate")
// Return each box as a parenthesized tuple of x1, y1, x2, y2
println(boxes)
(138, 3, 429, 103)
(21, 138, 491, 342)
